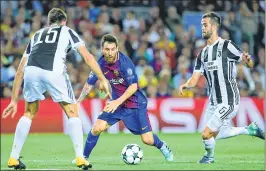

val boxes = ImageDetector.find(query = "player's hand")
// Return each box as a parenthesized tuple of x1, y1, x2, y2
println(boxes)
(179, 83, 188, 96)
(2, 100, 18, 119)
(242, 51, 253, 68)
(242, 51, 251, 63)
(103, 100, 120, 113)
(99, 79, 112, 99)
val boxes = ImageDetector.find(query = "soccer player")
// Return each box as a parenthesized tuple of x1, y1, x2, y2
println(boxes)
(2, 8, 111, 170)
(72, 34, 173, 163)
(179, 12, 265, 164)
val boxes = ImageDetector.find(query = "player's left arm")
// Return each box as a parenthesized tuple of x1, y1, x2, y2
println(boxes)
(104, 58, 138, 113)
(116, 83, 138, 105)
(2, 40, 31, 118)
(227, 41, 254, 68)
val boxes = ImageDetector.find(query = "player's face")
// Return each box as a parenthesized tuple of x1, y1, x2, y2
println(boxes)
(201, 18, 214, 39)
(102, 42, 118, 63)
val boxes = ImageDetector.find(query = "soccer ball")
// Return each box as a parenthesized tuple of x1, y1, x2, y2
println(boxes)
(121, 144, 143, 165)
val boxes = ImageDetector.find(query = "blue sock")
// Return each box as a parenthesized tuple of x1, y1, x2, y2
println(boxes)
(83, 131, 99, 159)
(153, 134, 163, 149)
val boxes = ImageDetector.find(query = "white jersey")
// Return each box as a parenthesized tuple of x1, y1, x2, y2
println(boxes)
(194, 37, 243, 106)
(23, 25, 84, 73)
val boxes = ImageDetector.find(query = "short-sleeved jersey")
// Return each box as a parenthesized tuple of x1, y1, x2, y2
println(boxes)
(194, 37, 243, 106)
(23, 25, 84, 73)
(87, 52, 147, 108)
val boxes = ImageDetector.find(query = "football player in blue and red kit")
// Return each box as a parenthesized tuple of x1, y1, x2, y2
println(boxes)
(73, 34, 173, 163)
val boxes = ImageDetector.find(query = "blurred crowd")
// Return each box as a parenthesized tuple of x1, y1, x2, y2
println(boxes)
(1, 0, 265, 100)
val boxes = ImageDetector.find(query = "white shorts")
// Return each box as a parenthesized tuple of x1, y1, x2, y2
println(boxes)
(23, 66, 76, 104)
(205, 102, 239, 132)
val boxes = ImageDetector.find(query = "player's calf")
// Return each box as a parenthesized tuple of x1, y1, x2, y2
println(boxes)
(141, 132, 154, 145)
(202, 127, 216, 140)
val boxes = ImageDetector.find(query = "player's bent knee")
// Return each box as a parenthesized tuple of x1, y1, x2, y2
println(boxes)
(91, 126, 103, 135)
(92, 122, 108, 135)
(202, 130, 213, 139)
(24, 101, 39, 120)
(23, 113, 35, 120)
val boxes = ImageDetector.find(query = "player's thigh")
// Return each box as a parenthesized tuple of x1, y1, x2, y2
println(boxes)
(207, 104, 236, 132)
(23, 66, 46, 102)
(204, 102, 216, 122)
(221, 105, 239, 127)
(44, 72, 75, 104)
(97, 109, 122, 127)
(24, 100, 40, 120)
(59, 102, 78, 118)
(91, 119, 111, 135)
(122, 105, 152, 135)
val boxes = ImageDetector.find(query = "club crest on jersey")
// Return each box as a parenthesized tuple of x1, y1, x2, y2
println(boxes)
(127, 68, 133, 76)
(217, 51, 222, 58)
(89, 71, 94, 78)
(114, 70, 119, 76)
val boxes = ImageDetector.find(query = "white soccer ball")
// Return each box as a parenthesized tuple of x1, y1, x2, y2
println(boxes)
(121, 144, 143, 165)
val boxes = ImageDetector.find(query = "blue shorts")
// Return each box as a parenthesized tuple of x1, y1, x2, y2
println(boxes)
(98, 105, 152, 135)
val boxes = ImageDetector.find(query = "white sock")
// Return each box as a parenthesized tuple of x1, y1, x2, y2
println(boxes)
(215, 127, 249, 140)
(68, 117, 83, 158)
(203, 137, 215, 158)
(10, 116, 32, 159)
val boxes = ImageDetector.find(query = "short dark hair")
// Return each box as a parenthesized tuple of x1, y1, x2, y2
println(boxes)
(47, 8, 67, 25)
(101, 34, 118, 47)
(202, 12, 221, 27)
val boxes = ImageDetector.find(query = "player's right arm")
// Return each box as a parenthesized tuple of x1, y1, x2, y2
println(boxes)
(77, 71, 99, 103)
(67, 28, 111, 98)
(179, 51, 203, 96)
(77, 82, 94, 103)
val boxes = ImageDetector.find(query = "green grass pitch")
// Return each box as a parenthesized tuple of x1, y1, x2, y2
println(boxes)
(1, 133, 264, 170)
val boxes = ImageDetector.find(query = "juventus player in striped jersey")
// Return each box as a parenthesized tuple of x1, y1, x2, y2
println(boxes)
(179, 12, 265, 164)
(2, 8, 111, 170)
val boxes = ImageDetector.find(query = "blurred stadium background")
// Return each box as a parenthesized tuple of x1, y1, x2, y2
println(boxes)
(1, 0, 265, 170)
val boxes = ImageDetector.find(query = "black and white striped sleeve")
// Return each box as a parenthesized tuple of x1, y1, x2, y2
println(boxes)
(67, 28, 85, 51)
(227, 41, 243, 62)
(193, 50, 204, 73)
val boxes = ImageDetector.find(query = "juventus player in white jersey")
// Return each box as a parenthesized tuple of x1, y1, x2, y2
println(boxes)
(2, 8, 111, 170)
(179, 12, 264, 164)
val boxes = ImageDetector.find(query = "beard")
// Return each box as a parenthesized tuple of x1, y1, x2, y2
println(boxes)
(105, 55, 116, 63)
(202, 31, 212, 39)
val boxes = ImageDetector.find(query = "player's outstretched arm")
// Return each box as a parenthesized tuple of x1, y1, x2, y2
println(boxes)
(77, 82, 94, 103)
(2, 56, 27, 118)
(179, 72, 201, 96)
(77, 46, 112, 98)
(241, 51, 254, 68)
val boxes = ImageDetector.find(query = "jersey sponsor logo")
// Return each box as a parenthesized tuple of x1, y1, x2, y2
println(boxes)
(206, 61, 218, 71)
(110, 78, 124, 84)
